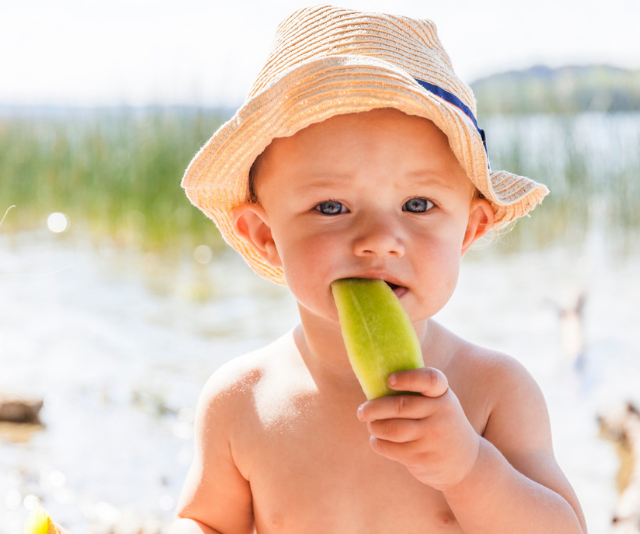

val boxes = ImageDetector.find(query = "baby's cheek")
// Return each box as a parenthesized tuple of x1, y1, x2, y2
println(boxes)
(442, 258, 461, 296)
(418, 243, 462, 305)
(280, 238, 331, 285)
(282, 236, 330, 275)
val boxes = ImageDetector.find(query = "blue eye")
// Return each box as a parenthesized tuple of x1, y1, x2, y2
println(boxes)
(315, 201, 347, 215)
(403, 198, 433, 213)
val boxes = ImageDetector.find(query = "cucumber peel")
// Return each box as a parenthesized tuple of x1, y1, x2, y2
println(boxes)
(331, 278, 424, 399)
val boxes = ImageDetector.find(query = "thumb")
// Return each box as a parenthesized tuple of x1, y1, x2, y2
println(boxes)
(388, 367, 449, 397)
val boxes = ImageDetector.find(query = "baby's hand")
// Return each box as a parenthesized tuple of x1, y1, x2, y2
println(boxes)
(357, 367, 480, 491)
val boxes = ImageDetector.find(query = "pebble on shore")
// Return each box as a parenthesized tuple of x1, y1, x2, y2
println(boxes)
(0, 394, 44, 443)
(0, 394, 44, 423)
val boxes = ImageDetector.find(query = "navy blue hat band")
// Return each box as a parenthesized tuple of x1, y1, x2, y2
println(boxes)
(414, 78, 489, 166)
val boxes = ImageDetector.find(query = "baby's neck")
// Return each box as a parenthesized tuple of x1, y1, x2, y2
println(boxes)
(293, 305, 437, 401)
(293, 306, 359, 394)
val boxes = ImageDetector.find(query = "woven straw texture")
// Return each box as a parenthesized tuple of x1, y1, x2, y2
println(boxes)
(182, 4, 549, 285)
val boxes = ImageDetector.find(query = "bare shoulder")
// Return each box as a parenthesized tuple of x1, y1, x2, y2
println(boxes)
(431, 321, 551, 459)
(196, 331, 296, 424)
(199, 345, 266, 407)
(465, 348, 549, 445)
(203, 327, 306, 391)
(459, 346, 543, 416)
(445, 332, 532, 383)
(448, 338, 550, 449)
(174, 333, 296, 534)
(433, 323, 542, 431)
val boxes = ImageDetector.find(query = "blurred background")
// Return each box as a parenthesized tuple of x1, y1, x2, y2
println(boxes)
(1, 1, 640, 533)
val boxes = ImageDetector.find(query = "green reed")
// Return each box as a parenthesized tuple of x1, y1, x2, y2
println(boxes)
(481, 113, 640, 253)
(2, 109, 639, 257)
(0, 108, 228, 254)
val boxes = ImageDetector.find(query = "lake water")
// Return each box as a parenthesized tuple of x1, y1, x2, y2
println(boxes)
(1, 228, 638, 534)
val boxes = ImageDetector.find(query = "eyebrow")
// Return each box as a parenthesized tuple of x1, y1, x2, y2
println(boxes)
(292, 169, 460, 194)
(293, 176, 354, 193)
(403, 170, 458, 190)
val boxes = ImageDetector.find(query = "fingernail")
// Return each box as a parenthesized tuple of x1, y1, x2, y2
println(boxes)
(357, 404, 365, 419)
(388, 374, 397, 386)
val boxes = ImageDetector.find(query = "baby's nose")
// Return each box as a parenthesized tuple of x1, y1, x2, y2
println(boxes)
(352, 215, 405, 258)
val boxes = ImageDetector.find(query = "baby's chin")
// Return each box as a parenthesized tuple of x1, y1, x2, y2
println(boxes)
(295, 300, 343, 328)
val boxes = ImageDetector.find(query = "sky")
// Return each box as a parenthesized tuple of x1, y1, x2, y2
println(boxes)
(1, 0, 639, 107)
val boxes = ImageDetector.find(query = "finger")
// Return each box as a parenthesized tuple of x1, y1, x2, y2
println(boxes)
(357, 392, 436, 422)
(369, 435, 424, 461)
(367, 418, 424, 443)
(388, 367, 449, 398)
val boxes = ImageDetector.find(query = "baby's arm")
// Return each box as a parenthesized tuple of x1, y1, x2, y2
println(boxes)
(359, 355, 587, 534)
(440, 356, 587, 533)
(170, 362, 255, 534)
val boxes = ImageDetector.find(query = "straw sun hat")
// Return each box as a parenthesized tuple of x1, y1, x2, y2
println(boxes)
(182, 4, 549, 285)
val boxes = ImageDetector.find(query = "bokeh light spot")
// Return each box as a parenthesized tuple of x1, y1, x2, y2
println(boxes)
(194, 244, 212, 264)
(47, 212, 69, 233)
(23, 495, 40, 511)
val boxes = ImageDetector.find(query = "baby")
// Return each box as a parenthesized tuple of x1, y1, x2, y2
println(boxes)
(172, 6, 587, 534)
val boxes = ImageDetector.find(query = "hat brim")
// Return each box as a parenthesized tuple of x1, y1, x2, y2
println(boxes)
(182, 54, 548, 285)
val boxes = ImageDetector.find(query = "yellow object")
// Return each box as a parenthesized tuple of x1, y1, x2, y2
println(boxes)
(331, 278, 424, 399)
(24, 504, 60, 534)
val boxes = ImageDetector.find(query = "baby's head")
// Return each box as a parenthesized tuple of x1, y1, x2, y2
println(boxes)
(233, 107, 495, 321)
(182, 5, 548, 289)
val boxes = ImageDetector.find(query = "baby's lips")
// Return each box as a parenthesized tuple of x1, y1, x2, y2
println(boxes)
(366, 276, 409, 298)
(340, 272, 407, 289)
(389, 284, 409, 298)
(332, 275, 410, 302)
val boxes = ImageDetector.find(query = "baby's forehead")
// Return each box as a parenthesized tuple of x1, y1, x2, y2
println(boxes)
(255, 108, 450, 169)
(250, 109, 475, 201)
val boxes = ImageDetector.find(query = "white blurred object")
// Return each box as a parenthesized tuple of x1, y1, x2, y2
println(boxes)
(47, 212, 69, 233)
(559, 290, 587, 372)
(193, 245, 212, 265)
(95, 501, 121, 524)
(23, 494, 41, 511)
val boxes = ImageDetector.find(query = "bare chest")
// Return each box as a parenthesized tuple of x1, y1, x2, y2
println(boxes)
(233, 388, 486, 534)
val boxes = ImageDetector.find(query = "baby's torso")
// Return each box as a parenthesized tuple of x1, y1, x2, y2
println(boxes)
(229, 332, 490, 534)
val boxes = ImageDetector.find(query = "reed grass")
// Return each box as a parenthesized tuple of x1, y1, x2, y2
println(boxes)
(0, 108, 228, 255)
(2, 109, 639, 258)
(482, 113, 640, 254)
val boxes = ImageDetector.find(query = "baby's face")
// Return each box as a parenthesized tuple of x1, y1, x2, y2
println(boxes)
(236, 108, 493, 324)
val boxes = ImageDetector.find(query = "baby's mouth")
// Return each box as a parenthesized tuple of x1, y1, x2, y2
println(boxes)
(385, 281, 408, 298)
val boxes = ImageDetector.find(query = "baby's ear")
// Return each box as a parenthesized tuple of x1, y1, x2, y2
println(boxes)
(461, 198, 495, 255)
(232, 203, 282, 268)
